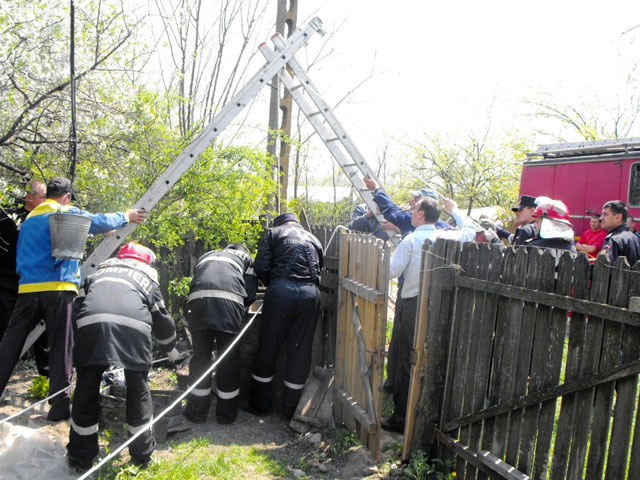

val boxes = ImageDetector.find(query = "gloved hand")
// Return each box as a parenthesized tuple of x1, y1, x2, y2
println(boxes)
(167, 347, 180, 363)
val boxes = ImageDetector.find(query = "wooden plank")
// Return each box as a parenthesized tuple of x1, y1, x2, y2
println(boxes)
(515, 249, 555, 475)
(410, 239, 458, 455)
(461, 243, 493, 479)
(472, 245, 505, 480)
(566, 256, 610, 478)
(335, 387, 376, 432)
(443, 357, 640, 431)
(604, 261, 639, 480)
(497, 247, 529, 465)
(585, 257, 629, 478)
(333, 233, 350, 426)
(444, 244, 478, 475)
(339, 277, 386, 305)
(625, 265, 640, 479)
(435, 431, 532, 480)
(403, 239, 436, 459)
(349, 296, 376, 425)
(324, 256, 340, 271)
(549, 254, 590, 480)
(481, 247, 518, 460)
(454, 276, 640, 327)
(533, 252, 575, 479)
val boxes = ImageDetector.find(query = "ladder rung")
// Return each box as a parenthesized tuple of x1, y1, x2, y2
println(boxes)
(342, 163, 357, 167)
(327, 137, 339, 142)
(308, 111, 322, 117)
(290, 84, 304, 91)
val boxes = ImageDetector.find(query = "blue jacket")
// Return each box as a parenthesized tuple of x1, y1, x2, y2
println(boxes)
(371, 189, 451, 236)
(16, 199, 129, 293)
(347, 203, 389, 241)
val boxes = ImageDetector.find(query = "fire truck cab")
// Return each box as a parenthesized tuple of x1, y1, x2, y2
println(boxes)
(521, 138, 640, 235)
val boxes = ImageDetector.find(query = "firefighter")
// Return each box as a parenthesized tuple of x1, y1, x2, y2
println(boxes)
(0, 176, 146, 421)
(183, 243, 257, 424)
(600, 200, 640, 266)
(526, 198, 576, 253)
(248, 212, 324, 417)
(66, 242, 178, 472)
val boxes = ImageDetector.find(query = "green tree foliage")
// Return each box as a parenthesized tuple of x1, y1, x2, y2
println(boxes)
(409, 130, 528, 218)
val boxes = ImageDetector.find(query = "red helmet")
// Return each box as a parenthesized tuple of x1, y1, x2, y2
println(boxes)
(532, 198, 571, 225)
(117, 241, 156, 265)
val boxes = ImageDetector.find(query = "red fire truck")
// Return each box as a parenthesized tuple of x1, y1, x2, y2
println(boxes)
(521, 138, 640, 235)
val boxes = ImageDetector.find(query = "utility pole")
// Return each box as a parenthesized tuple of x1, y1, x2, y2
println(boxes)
(266, 0, 298, 215)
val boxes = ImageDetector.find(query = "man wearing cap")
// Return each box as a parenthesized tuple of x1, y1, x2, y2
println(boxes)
(511, 195, 539, 246)
(348, 203, 397, 241)
(0, 176, 147, 421)
(248, 212, 324, 417)
(527, 198, 576, 253)
(67, 242, 177, 472)
(600, 200, 640, 266)
(362, 177, 451, 236)
(183, 243, 258, 425)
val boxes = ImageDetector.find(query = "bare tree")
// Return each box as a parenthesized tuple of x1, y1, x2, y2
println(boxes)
(150, 0, 269, 136)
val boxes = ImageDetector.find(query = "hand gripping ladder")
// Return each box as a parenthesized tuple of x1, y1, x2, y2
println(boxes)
(80, 17, 325, 278)
(17, 19, 326, 358)
(259, 33, 399, 245)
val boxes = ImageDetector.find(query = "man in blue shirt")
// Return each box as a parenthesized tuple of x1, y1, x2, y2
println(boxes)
(0, 177, 147, 421)
(362, 176, 452, 236)
(382, 196, 475, 433)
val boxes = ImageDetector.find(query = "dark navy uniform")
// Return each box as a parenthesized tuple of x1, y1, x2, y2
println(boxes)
(183, 246, 257, 424)
(250, 214, 323, 416)
(67, 257, 176, 471)
(601, 224, 640, 266)
(513, 222, 537, 246)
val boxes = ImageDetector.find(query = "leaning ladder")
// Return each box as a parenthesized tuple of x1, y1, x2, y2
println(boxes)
(81, 17, 326, 278)
(259, 33, 398, 245)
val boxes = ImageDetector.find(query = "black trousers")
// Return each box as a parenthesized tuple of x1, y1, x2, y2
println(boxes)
(0, 287, 50, 377)
(67, 365, 154, 468)
(0, 291, 74, 412)
(185, 329, 240, 423)
(250, 278, 320, 415)
(390, 296, 418, 419)
(386, 297, 405, 388)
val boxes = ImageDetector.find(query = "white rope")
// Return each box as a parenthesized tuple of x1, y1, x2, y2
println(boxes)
(0, 351, 194, 425)
(77, 305, 262, 480)
(326, 225, 350, 252)
(0, 384, 72, 425)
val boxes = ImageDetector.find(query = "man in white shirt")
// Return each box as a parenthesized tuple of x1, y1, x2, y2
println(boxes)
(382, 196, 476, 433)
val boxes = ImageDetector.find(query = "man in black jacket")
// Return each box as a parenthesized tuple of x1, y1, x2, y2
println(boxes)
(183, 243, 257, 424)
(249, 213, 324, 417)
(0, 180, 48, 374)
(600, 200, 640, 266)
(66, 242, 177, 472)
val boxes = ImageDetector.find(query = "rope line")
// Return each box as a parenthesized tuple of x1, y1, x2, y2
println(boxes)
(0, 385, 72, 425)
(77, 305, 262, 480)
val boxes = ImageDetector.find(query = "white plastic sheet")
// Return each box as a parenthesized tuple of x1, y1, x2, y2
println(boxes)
(0, 421, 75, 479)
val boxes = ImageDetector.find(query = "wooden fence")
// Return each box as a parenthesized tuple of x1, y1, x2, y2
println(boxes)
(334, 232, 390, 460)
(408, 239, 640, 480)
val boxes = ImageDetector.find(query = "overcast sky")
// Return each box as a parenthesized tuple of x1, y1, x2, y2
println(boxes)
(286, 1, 640, 160)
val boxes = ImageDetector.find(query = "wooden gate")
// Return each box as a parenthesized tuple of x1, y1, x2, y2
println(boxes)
(407, 239, 640, 480)
(334, 233, 390, 460)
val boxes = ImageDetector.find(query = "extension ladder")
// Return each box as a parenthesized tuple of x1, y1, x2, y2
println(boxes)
(259, 34, 398, 245)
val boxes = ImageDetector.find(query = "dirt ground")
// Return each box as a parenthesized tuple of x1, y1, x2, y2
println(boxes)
(0, 360, 404, 479)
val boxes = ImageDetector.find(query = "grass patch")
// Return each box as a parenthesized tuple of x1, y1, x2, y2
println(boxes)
(28, 375, 49, 399)
(329, 426, 360, 455)
(97, 438, 288, 479)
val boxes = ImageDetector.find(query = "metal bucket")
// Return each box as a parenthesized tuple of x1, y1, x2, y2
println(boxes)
(49, 213, 92, 259)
